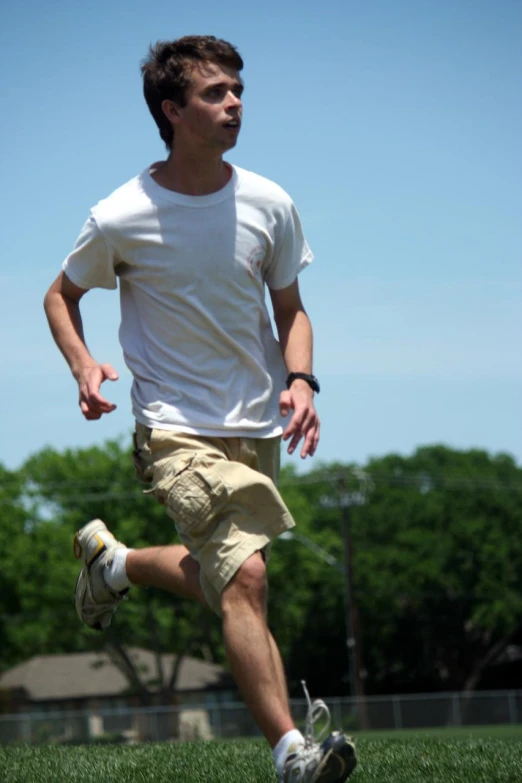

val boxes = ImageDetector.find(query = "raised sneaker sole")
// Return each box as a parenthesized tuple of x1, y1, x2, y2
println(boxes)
(314, 733, 357, 783)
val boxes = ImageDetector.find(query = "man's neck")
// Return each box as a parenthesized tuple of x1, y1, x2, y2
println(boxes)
(152, 150, 231, 196)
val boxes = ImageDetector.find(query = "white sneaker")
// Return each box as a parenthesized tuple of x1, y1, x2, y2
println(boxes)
(281, 682, 357, 783)
(73, 519, 128, 631)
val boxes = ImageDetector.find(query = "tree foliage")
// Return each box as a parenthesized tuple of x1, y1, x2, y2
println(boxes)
(354, 446, 522, 694)
(15, 441, 222, 704)
(1, 441, 521, 700)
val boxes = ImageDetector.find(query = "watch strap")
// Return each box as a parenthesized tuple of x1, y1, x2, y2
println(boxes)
(286, 372, 320, 393)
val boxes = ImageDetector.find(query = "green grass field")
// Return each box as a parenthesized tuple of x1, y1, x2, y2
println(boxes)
(354, 723, 522, 742)
(2, 728, 522, 783)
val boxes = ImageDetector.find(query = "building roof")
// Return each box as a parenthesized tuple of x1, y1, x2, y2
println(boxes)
(0, 648, 233, 702)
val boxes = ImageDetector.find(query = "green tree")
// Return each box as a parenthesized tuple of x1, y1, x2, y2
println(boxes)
(357, 445, 522, 693)
(18, 441, 222, 704)
(0, 463, 29, 670)
(0, 462, 85, 670)
(269, 447, 522, 697)
(268, 463, 352, 698)
(4, 441, 521, 701)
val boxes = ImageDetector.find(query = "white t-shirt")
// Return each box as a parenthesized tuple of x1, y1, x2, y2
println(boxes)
(63, 164, 313, 438)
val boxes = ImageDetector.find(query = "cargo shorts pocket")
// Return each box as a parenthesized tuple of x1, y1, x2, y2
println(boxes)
(154, 459, 228, 537)
(132, 430, 152, 484)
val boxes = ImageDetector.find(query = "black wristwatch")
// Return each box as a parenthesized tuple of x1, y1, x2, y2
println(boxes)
(286, 372, 320, 393)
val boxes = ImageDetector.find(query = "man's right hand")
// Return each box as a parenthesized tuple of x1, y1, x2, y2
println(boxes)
(77, 363, 119, 420)
(43, 271, 119, 422)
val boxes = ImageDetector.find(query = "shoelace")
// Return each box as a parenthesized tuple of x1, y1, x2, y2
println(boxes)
(281, 684, 332, 782)
(301, 680, 331, 748)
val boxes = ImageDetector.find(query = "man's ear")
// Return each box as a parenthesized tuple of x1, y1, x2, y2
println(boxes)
(161, 99, 182, 125)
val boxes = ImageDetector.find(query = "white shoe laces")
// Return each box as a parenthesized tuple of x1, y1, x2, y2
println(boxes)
(301, 680, 331, 749)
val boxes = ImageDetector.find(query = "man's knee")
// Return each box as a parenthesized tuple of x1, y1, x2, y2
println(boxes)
(221, 552, 267, 615)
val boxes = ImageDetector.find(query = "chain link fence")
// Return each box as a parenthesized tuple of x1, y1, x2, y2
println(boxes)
(1, 690, 521, 745)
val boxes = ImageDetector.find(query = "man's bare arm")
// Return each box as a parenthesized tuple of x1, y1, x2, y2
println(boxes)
(269, 279, 320, 459)
(44, 271, 118, 420)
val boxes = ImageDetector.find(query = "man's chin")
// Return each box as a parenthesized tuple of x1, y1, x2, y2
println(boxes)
(221, 138, 238, 152)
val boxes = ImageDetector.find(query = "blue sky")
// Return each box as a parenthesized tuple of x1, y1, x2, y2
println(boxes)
(1, 0, 520, 471)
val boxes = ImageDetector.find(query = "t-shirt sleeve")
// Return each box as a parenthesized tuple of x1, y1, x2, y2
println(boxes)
(265, 200, 314, 291)
(62, 214, 118, 291)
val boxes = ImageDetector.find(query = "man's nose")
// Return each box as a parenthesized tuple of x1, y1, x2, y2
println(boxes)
(227, 91, 242, 107)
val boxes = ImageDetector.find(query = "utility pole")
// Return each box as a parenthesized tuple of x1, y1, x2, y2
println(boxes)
(339, 489, 368, 729)
(321, 469, 372, 729)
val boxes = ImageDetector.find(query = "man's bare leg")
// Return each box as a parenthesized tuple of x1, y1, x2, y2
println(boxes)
(126, 545, 293, 746)
(126, 545, 206, 603)
(221, 552, 295, 747)
(269, 633, 290, 706)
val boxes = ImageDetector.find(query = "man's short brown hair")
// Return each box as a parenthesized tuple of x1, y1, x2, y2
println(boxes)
(141, 35, 244, 149)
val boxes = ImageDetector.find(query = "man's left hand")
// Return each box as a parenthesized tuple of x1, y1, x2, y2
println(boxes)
(279, 380, 320, 459)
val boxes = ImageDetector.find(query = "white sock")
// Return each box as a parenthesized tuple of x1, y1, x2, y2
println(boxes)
(273, 729, 305, 776)
(105, 547, 133, 592)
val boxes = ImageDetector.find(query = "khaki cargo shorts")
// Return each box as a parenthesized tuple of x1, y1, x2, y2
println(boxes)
(132, 423, 295, 615)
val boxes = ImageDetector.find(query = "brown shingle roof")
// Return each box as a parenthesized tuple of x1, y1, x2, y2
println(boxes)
(0, 648, 232, 701)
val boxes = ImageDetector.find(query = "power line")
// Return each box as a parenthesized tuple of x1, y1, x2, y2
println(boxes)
(1, 471, 521, 499)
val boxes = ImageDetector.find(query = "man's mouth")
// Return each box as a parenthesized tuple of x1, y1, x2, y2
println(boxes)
(224, 120, 240, 129)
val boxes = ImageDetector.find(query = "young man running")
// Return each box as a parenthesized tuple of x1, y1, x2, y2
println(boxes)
(44, 35, 356, 783)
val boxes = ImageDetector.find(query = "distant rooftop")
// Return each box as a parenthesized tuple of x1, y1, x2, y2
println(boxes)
(0, 648, 233, 701)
